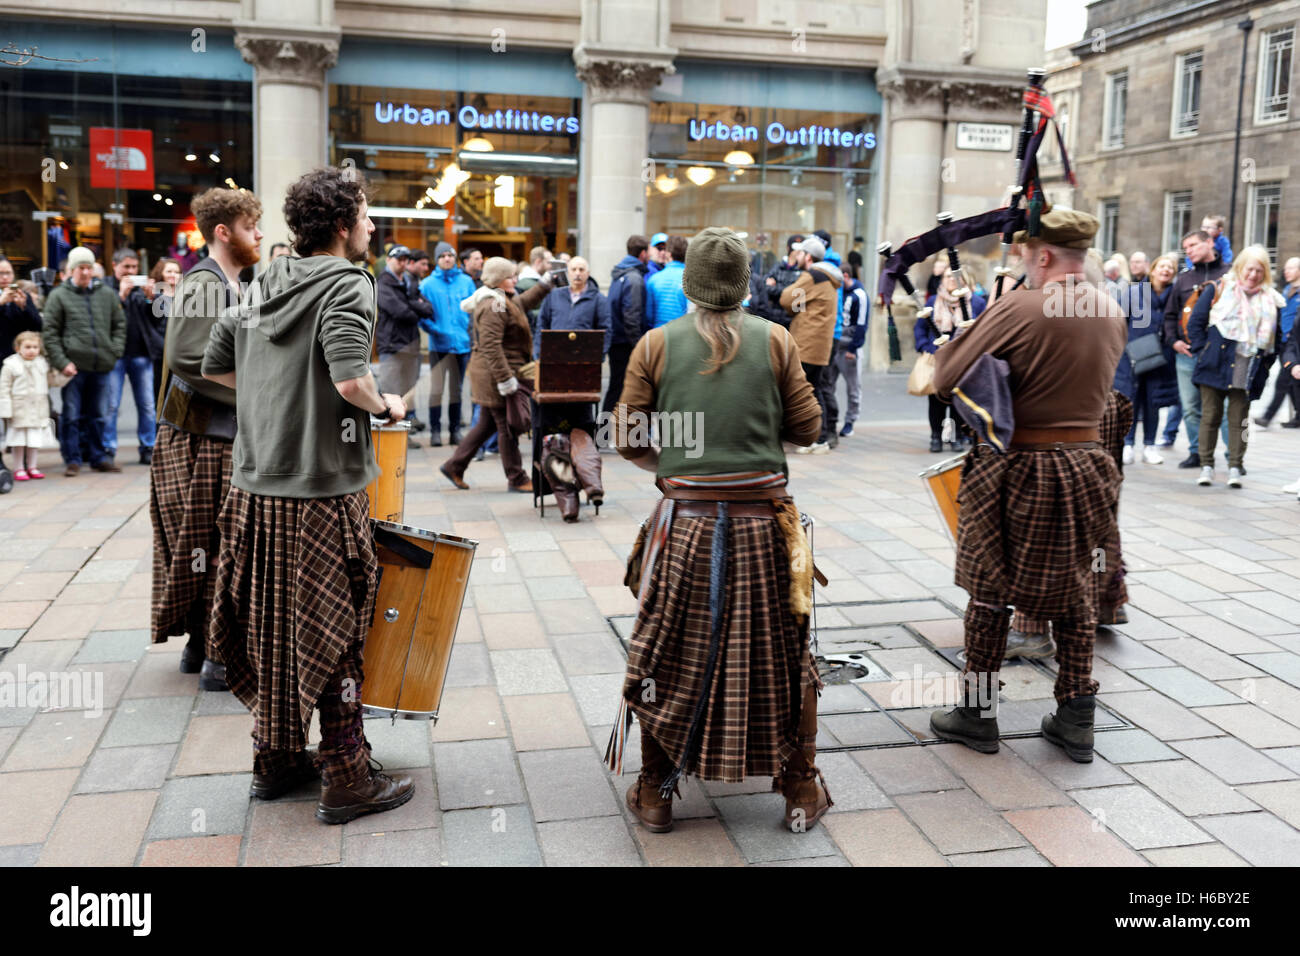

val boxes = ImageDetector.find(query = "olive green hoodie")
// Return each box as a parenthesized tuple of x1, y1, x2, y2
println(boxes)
(202, 254, 380, 498)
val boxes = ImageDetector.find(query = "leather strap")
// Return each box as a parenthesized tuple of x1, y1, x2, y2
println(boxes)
(1010, 426, 1099, 445)
(1011, 440, 1101, 450)
(672, 501, 778, 520)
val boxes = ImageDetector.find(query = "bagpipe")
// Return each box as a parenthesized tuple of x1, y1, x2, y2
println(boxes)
(876, 69, 1076, 316)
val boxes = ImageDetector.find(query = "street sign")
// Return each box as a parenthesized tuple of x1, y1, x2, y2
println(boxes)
(956, 122, 1013, 151)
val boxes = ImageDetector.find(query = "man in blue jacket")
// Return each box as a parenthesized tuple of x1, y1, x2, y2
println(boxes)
(646, 233, 668, 276)
(645, 235, 688, 328)
(603, 235, 650, 418)
(419, 241, 476, 445)
(830, 265, 869, 437)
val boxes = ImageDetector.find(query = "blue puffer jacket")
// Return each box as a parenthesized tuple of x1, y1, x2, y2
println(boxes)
(645, 261, 688, 328)
(419, 266, 476, 354)
(535, 282, 611, 358)
(824, 246, 844, 340)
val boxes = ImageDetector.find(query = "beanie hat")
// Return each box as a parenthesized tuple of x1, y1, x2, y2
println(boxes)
(434, 241, 455, 260)
(796, 236, 826, 261)
(66, 247, 95, 270)
(480, 256, 516, 289)
(682, 227, 751, 311)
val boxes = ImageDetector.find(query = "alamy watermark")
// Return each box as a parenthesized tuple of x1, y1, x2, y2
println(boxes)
(594, 409, 705, 459)
(0, 666, 104, 718)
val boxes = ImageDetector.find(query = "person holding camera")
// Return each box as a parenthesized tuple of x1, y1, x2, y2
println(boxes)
(0, 256, 43, 363)
(106, 248, 161, 464)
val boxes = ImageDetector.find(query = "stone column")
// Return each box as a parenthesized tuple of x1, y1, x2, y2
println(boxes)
(573, 57, 671, 285)
(869, 75, 947, 372)
(234, 31, 339, 256)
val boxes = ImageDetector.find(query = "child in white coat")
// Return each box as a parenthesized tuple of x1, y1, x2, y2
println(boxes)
(1, 331, 64, 480)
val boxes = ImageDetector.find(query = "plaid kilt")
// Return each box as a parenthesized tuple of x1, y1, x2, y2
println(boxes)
(149, 426, 233, 646)
(209, 486, 378, 753)
(1101, 390, 1135, 476)
(623, 515, 813, 783)
(955, 443, 1119, 619)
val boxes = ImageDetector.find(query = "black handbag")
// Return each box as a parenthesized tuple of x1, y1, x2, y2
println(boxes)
(1125, 333, 1167, 376)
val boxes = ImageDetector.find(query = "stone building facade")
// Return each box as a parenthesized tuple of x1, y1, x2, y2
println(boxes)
(1, 0, 1047, 370)
(1041, 0, 1297, 269)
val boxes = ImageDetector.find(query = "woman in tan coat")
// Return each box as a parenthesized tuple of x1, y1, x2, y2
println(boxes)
(440, 257, 550, 491)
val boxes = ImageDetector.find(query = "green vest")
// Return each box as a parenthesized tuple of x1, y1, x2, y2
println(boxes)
(655, 312, 786, 479)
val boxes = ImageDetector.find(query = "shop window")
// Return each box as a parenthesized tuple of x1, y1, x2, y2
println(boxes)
(0, 68, 252, 273)
(644, 100, 878, 277)
(1099, 199, 1119, 257)
(329, 85, 581, 258)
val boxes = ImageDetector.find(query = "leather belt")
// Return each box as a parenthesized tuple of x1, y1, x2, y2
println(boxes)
(1010, 426, 1099, 448)
(672, 501, 778, 520)
(661, 484, 788, 501)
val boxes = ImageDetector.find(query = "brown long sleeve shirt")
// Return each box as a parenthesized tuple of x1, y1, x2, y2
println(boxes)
(933, 282, 1127, 430)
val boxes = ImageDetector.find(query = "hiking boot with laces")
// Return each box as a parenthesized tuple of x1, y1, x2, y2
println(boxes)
(316, 760, 414, 824)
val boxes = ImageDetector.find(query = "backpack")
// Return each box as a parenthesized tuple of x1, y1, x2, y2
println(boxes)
(1180, 279, 1224, 340)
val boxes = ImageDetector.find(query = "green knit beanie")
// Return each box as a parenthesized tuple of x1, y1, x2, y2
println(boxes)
(682, 227, 751, 311)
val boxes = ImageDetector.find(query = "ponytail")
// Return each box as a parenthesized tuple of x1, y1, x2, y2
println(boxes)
(694, 308, 743, 375)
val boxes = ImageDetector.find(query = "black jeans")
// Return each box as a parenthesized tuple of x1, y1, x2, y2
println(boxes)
(801, 360, 835, 443)
(1261, 360, 1299, 423)
(927, 394, 948, 439)
(602, 342, 634, 418)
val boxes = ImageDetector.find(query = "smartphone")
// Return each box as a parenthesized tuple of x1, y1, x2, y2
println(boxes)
(130, 275, 150, 285)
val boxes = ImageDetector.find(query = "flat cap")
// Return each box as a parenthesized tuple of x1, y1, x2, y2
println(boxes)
(1013, 207, 1098, 250)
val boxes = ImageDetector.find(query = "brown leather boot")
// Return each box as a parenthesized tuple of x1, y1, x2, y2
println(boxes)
(568, 429, 604, 506)
(627, 730, 676, 833)
(777, 766, 833, 832)
(316, 763, 415, 825)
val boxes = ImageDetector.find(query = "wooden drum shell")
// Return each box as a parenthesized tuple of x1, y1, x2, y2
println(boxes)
(362, 521, 478, 721)
(367, 420, 409, 523)
(919, 452, 966, 544)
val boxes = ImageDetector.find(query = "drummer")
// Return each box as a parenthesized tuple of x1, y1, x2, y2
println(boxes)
(202, 167, 415, 824)
(928, 208, 1126, 764)
(610, 227, 830, 833)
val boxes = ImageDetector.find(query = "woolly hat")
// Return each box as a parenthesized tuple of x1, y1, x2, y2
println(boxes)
(480, 256, 516, 289)
(433, 240, 455, 260)
(66, 247, 95, 270)
(682, 227, 750, 311)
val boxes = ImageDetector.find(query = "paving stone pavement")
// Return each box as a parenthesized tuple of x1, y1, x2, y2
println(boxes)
(2, 375, 1299, 866)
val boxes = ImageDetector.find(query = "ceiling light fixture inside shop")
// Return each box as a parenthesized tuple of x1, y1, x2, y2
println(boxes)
(462, 136, 494, 152)
(724, 149, 755, 166)
(685, 166, 715, 186)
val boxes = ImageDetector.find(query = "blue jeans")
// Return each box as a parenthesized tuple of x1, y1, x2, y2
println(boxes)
(472, 404, 499, 452)
(106, 356, 156, 453)
(60, 371, 112, 466)
(1162, 402, 1181, 444)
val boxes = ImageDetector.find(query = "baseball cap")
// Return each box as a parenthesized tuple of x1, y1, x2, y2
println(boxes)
(650, 233, 668, 248)
(796, 237, 826, 261)
(387, 245, 412, 260)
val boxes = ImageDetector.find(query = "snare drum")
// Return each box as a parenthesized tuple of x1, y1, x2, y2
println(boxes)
(366, 419, 410, 522)
(362, 521, 478, 721)
(919, 452, 967, 544)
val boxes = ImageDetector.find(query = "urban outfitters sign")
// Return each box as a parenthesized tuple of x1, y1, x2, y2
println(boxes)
(374, 101, 579, 135)
(688, 118, 876, 149)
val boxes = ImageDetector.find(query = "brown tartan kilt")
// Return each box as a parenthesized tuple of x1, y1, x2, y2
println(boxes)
(622, 515, 813, 783)
(955, 443, 1119, 620)
(1101, 389, 1135, 475)
(149, 426, 233, 646)
(209, 486, 378, 753)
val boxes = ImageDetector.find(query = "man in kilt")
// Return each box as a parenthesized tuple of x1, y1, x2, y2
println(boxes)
(1005, 388, 1134, 659)
(202, 168, 414, 822)
(930, 209, 1127, 764)
(608, 227, 829, 832)
(150, 187, 263, 692)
